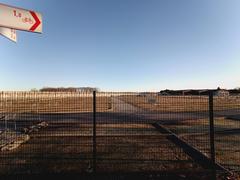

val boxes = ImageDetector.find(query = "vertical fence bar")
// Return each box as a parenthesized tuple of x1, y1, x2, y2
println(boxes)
(93, 91, 97, 173)
(209, 91, 216, 177)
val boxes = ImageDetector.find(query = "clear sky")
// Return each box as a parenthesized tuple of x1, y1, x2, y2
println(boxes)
(0, 0, 240, 91)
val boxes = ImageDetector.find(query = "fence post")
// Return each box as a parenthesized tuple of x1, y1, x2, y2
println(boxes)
(93, 91, 97, 173)
(209, 91, 216, 177)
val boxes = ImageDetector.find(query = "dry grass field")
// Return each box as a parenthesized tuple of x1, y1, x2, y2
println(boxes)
(0, 92, 111, 113)
(164, 117, 240, 172)
(120, 95, 240, 112)
(0, 118, 203, 175)
(0, 92, 239, 178)
(119, 95, 240, 175)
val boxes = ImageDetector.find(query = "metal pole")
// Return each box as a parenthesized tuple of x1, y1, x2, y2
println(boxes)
(5, 117, 7, 131)
(209, 91, 216, 177)
(93, 91, 97, 173)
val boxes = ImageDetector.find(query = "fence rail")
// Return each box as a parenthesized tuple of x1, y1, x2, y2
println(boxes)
(0, 91, 239, 179)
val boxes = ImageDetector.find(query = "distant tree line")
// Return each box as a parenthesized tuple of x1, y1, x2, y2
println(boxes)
(40, 87, 100, 93)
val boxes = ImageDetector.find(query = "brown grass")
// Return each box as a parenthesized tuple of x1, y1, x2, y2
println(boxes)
(0, 119, 201, 175)
(0, 92, 239, 176)
(165, 117, 240, 171)
(120, 95, 240, 112)
(0, 92, 111, 113)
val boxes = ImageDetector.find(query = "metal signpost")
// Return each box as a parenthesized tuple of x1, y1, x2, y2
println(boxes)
(0, 27, 17, 42)
(0, 3, 42, 42)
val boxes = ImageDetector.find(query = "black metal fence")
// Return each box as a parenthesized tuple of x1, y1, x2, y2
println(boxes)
(0, 91, 239, 179)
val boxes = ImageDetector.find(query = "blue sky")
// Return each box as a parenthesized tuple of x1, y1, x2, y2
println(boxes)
(0, 0, 240, 91)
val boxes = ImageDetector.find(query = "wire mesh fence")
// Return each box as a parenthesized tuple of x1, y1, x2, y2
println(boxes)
(95, 92, 202, 173)
(0, 91, 239, 178)
(0, 92, 96, 175)
(213, 96, 240, 173)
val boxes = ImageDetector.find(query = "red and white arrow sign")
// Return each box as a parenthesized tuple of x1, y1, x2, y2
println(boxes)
(0, 27, 17, 42)
(0, 3, 42, 33)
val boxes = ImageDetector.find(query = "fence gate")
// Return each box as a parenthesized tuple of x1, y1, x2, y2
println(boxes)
(0, 92, 94, 175)
(213, 95, 240, 175)
(94, 92, 211, 177)
(0, 91, 239, 179)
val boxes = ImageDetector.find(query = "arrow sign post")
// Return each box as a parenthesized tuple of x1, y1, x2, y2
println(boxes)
(0, 3, 42, 33)
(0, 27, 17, 42)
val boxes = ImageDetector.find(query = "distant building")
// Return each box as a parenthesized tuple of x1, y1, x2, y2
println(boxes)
(76, 87, 100, 93)
(159, 88, 230, 96)
(214, 89, 230, 97)
(158, 91, 169, 96)
(229, 89, 240, 95)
